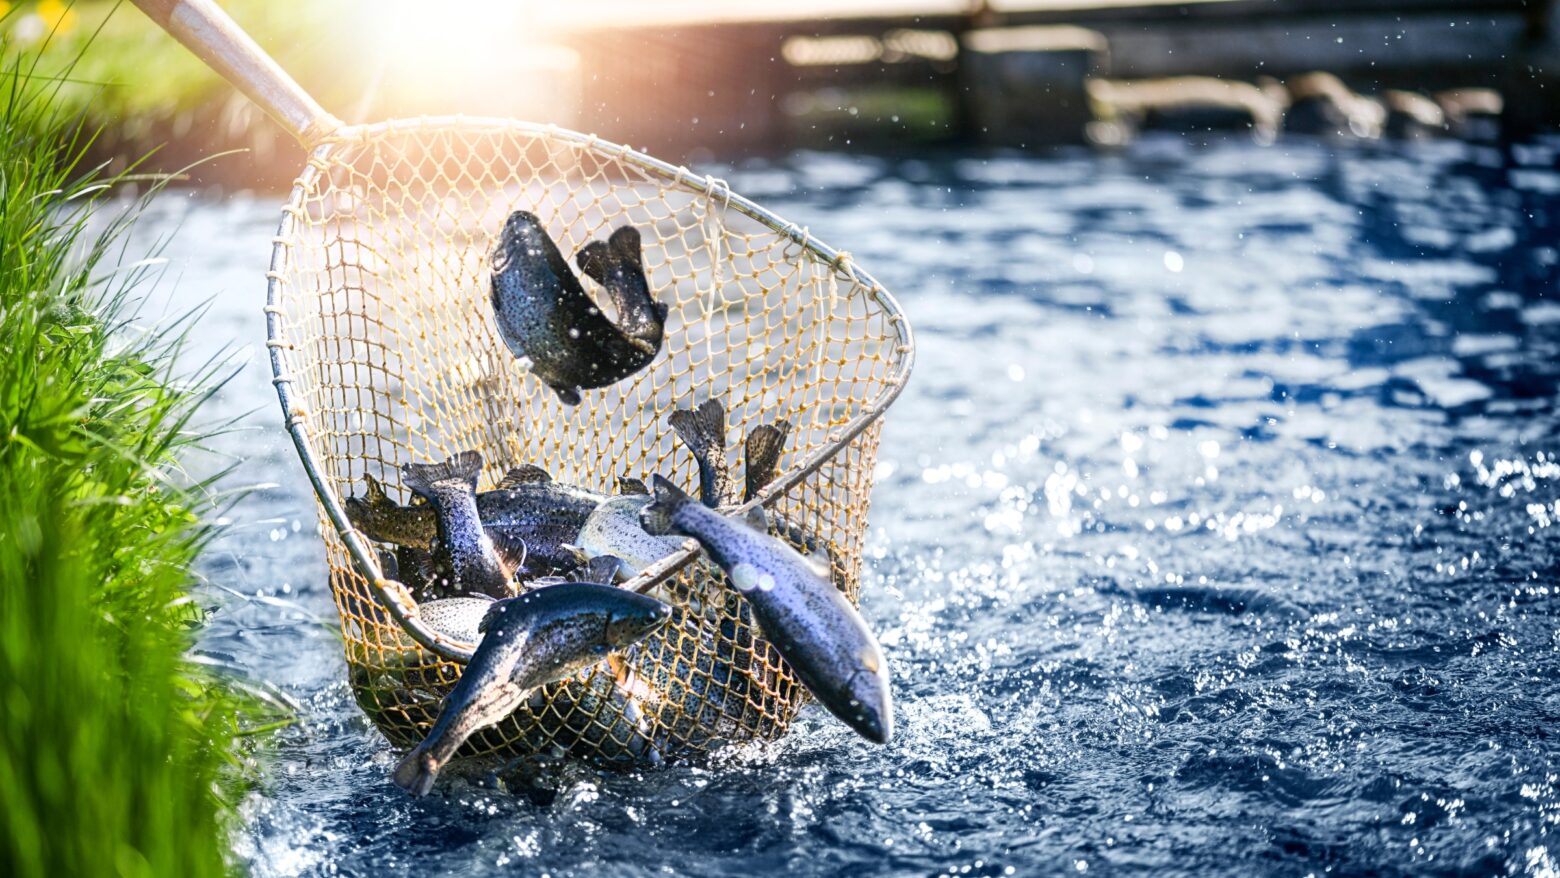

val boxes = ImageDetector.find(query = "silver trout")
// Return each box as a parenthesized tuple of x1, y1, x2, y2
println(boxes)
(391, 583, 672, 796)
(489, 211, 667, 405)
(345, 464, 604, 578)
(572, 495, 688, 582)
(639, 475, 892, 744)
(402, 451, 523, 600)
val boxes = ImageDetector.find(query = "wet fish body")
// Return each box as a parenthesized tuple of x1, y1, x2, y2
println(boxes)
(640, 476, 892, 744)
(391, 583, 672, 796)
(345, 466, 605, 577)
(574, 495, 688, 581)
(489, 211, 666, 405)
(417, 596, 497, 644)
(402, 452, 520, 600)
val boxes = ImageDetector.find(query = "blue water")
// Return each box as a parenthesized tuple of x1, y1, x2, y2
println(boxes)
(153, 135, 1560, 876)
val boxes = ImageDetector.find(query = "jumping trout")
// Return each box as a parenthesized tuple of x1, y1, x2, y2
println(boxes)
(639, 476, 893, 744)
(391, 583, 672, 796)
(489, 211, 667, 405)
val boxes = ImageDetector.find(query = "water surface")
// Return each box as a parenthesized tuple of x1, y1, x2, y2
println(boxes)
(148, 136, 1560, 876)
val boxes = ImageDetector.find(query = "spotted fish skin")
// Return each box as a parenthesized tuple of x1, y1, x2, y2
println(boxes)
(669, 399, 734, 508)
(489, 211, 666, 405)
(346, 466, 605, 577)
(402, 452, 520, 600)
(574, 495, 688, 582)
(390, 583, 672, 796)
(639, 476, 892, 744)
(744, 419, 791, 502)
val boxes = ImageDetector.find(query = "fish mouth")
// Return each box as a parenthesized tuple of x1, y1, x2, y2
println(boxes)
(845, 668, 893, 744)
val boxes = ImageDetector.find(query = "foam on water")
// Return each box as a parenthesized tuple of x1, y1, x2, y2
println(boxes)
(145, 135, 1560, 876)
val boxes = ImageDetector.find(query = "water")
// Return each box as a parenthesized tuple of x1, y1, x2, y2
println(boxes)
(145, 136, 1560, 876)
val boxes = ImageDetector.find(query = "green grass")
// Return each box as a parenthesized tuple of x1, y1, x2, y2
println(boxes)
(13, 0, 375, 129)
(0, 21, 260, 878)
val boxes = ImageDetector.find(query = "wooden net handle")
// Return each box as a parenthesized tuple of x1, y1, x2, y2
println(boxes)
(129, 0, 341, 145)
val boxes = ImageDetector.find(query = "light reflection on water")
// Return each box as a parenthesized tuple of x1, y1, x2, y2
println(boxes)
(147, 135, 1560, 876)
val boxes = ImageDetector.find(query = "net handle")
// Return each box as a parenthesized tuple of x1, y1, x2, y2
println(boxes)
(130, 0, 342, 146)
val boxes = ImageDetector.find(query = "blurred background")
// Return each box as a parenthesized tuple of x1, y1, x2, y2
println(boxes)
(10, 3, 1560, 876)
(15, 0, 1556, 187)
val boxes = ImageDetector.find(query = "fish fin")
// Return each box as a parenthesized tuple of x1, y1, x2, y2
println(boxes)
(655, 301, 671, 324)
(497, 464, 552, 489)
(391, 742, 440, 797)
(617, 476, 649, 496)
(804, 547, 832, 580)
(551, 384, 583, 406)
(575, 239, 612, 286)
(559, 543, 590, 563)
(345, 474, 396, 532)
(412, 549, 448, 596)
(402, 451, 483, 501)
(365, 473, 393, 507)
(579, 555, 625, 583)
(489, 532, 528, 581)
(668, 400, 728, 507)
(607, 224, 643, 268)
(376, 548, 400, 581)
(743, 420, 791, 501)
(639, 475, 693, 536)
(478, 596, 518, 634)
(740, 504, 770, 532)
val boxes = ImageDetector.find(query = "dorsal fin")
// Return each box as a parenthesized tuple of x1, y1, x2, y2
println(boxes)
(497, 464, 552, 489)
(617, 476, 649, 496)
(364, 473, 392, 507)
(741, 504, 769, 532)
(478, 596, 517, 634)
(576, 555, 625, 584)
(489, 532, 529, 581)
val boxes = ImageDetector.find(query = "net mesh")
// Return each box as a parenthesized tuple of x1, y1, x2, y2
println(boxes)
(266, 120, 911, 766)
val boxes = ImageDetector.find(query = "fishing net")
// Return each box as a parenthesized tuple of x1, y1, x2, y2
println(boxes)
(265, 119, 914, 765)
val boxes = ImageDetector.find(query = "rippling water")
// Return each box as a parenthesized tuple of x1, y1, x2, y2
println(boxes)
(148, 135, 1560, 876)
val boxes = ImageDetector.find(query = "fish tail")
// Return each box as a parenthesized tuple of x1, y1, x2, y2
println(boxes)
(607, 225, 643, 269)
(743, 419, 791, 502)
(391, 742, 441, 797)
(669, 400, 729, 507)
(575, 239, 613, 286)
(639, 475, 694, 536)
(402, 451, 483, 502)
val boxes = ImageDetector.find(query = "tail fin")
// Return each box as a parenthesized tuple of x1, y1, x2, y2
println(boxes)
(607, 225, 643, 268)
(403, 451, 483, 501)
(668, 400, 729, 507)
(743, 419, 791, 502)
(578, 226, 644, 284)
(391, 743, 441, 797)
(575, 239, 613, 286)
(639, 475, 694, 536)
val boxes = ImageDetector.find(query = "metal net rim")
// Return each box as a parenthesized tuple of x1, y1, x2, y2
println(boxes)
(262, 115, 917, 665)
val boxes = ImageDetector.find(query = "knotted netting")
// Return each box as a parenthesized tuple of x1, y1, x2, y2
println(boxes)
(264, 118, 913, 765)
